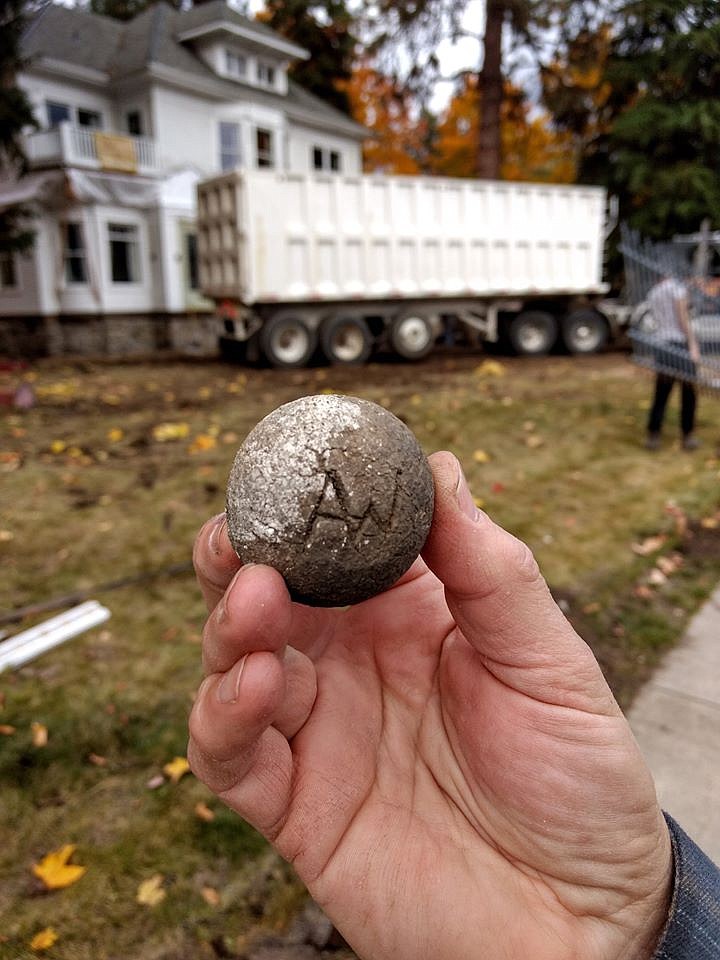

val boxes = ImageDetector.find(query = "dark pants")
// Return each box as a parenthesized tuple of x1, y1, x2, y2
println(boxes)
(648, 373, 697, 436)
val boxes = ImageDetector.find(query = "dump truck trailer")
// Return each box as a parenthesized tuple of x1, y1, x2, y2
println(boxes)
(197, 169, 623, 367)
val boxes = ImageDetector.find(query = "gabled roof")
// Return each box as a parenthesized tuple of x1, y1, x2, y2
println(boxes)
(22, 2, 366, 140)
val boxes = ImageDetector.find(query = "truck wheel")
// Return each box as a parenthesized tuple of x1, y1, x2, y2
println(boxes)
(390, 313, 436, 360)
(561, 308, 609, 354)
(261, 315, 317, 369)
(509, 311, 558, 356)
(320, 315, 373, 365)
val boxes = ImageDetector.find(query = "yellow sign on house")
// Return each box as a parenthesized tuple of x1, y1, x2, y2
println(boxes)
(94, 132, 138, 173)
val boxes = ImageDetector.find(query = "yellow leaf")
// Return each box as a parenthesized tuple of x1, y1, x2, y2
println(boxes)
(194, 801, 215, 822)
(472, 449, 490, 463)
(152, 422, 190, 442)
(163, 756, 190, 784)
(474, 359, 505, 377)
(201, 886, 220, 906)
(31, 722, 48, 748)
(50, 440, 66, 454)
(136, 874, 166, 907)
(701, 516, 719, 529)
(107, 428, 124, 443)
(30, 928, 59, 951)
(188, 434, 217, 455)
(410, 394, 423, 406)
(473, 496, 485, 509)
(33, 844, 86, 890)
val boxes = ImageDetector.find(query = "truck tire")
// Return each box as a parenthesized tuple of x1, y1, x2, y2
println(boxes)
(390, 312, 436, 360)
(261, 314, 317, 369)
(509, 311, 558, 356)
(320, 315, 373, 365)
(561, 308, 609, 354)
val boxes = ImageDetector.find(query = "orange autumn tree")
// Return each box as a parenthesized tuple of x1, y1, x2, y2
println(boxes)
(431, 75, 576, 183)
(339, 63, 432, 174)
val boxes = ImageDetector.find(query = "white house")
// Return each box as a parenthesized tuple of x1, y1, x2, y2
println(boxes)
(0, 0, 366, 356)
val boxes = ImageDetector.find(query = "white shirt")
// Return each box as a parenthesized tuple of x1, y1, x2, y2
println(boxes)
(647, 277, 688, 341)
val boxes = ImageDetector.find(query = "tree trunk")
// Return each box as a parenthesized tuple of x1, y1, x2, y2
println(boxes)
(477, 0, 504, 179)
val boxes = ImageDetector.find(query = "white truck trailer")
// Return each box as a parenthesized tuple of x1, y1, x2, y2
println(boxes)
(197, 170, 620, 367)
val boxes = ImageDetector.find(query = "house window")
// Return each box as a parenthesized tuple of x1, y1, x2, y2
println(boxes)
(47, 101, 71, 127)
(0, 253, 17, 289)
(126, 110, 143, 136)
(257, 62, 275, 87)
(186, 232, 199, 290)
(225, 49, 247, 78)
(256, 128, 273, 168)
(63, 222, 87, 283)
(312, 146, 342, 172)
(77, 109, 102, 129)
(108, 223, 140, 283)
(219, 121, 241, 171)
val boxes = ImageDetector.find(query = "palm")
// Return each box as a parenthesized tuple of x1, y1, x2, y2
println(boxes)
(190, 454, 671, 960)
(269, 561, 659, 960)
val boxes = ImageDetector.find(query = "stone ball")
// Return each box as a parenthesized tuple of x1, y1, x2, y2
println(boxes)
(226, 394, 434, 606)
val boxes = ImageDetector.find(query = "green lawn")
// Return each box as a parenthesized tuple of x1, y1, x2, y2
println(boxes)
(1, 351, 719, 959)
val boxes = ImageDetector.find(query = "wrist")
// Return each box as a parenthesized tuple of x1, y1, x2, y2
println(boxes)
(615, 817, 674, 960)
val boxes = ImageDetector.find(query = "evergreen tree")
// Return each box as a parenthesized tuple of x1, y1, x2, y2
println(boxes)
(588, 0, 720, 238)
(0, 0, 37, 255)
(89, 0, 151, 20)
(261, 0, 356, 115)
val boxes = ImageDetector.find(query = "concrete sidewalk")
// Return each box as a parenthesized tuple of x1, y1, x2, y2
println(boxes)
(628, 584, 720, 864)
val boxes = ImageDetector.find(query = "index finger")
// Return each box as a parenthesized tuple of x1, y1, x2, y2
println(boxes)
(193, 513, 241, 611)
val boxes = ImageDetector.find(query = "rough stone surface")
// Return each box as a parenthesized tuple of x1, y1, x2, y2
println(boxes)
(226, 394, 434, 606)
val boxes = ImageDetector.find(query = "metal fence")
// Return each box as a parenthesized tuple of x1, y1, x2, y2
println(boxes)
(619, 224, 720, 390)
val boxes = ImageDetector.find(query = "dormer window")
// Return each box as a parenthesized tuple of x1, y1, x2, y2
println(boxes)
(257, 61, 276, 88)
(225, 48, 247, 79)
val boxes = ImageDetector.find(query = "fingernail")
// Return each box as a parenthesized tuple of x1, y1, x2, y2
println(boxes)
(208, 515, 227, 555)
(217, 655, 248, 704)
(454, 460, 480, 521)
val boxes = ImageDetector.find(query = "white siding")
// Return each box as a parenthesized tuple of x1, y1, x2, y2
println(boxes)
(151, 85, 217, 174)
(19, 73, 115, 130)
(288, 124, 362, 176)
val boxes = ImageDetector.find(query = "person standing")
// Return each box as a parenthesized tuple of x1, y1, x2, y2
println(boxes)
(645, 273, 701, 450)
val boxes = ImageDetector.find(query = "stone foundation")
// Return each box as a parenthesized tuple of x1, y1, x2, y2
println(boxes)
(0, 313, 221, 358)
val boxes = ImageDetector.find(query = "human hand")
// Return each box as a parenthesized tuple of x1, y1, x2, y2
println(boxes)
(189, 451, 672, 960)
(690, 341, 701, 364)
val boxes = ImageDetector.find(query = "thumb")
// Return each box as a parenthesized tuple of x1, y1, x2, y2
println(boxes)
(422, 451, 617, 715)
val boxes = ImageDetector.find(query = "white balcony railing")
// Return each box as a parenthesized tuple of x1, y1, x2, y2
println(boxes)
(25, 122, 160, 176)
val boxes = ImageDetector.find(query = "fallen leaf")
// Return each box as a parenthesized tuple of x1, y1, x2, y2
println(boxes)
(152, 422, 190, 442)
(136, 874, 166, 907)
(31, 722, 48, 747)
(50, 440, 67, 454)
(33, 844, 86, 890)
(194, 801, 215, 823)
(188, 434, 217, 455)
(700, 516, 719, 529)
(582, 602, 601, 614)
(491, 482, 505, 494)
(163, 756, 190, 784)
(523, 420, 536, 432)
(146, 774, 165, 790)
(197, 386, 212, 399)
(631, 534, 667, 556)
(221, 431, 239, 445)
(410, 394, 422, 406)
(201, 886, 220, 906)
(474, 359, 505, 377)
(665, 501, 688, 537)
(647, 568, 668, 586)
(472, 449, 490, 464)
(88, 753, 107, 767)
(0, 724, 16, 735)
(473, 496, 485, 509)
(0, 530, 14, 542)
(30, 928, 59, 951)
(634, 584, 654, 599)
(107, 428, 124, 443)
(657, 553, 683, 576)
(0, 451, 22, 472)
(525, 435, 543, 448)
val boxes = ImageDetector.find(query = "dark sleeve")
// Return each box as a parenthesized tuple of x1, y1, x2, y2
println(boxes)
(652, 814, 720, 959)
